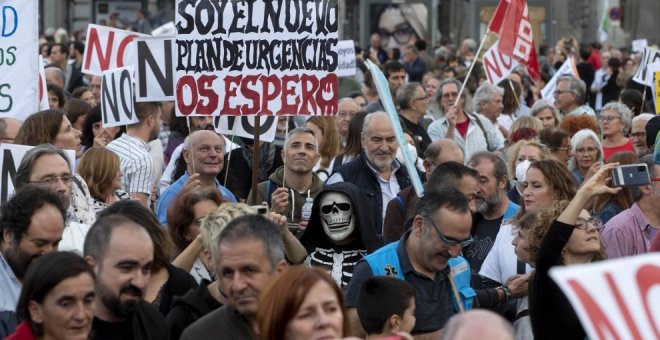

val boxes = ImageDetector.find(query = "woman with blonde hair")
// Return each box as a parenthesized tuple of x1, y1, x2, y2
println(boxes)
(76, 146, 127, 215)
(505, 140, 553, 201)
(306, 116, 341, 181)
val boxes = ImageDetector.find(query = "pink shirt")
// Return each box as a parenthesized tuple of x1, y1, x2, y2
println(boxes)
(600, 203, 656, 258)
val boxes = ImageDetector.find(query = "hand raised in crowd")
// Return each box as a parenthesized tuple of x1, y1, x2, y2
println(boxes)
(182, 172, 201, 191)
(446, 105, 459, 128)
(579, 162, 622, 198)
(582, 161, 602, 185)
(270, 187, 290, 214)
(266, 210, 288, 233)
(505, 273, 531, 298)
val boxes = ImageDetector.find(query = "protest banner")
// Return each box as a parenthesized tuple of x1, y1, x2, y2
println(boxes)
(549, 253, 660, 340)
(174, 0, 339, 117)
(366, 60, 424, 197)
(151, 21, 176, 36)
(0, 144, 75, 204)
(38, 55, 49, 110)
(632, 38, 648, 53)
(0, 0, 38, 120)
(336, 40, 356, 77)
(101, 66, 138, 128)
(82, 24, 147, 76)
(214, 115, 278, 143)
(541, 57, 579, 100)
(632, 47, 660, 87)
(483, 39, 520, 85)
(134, 36, 175, 102)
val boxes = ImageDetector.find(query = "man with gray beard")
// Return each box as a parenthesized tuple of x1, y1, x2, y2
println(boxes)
(327, 112, 411, 234)
(464, 152, 519, 286)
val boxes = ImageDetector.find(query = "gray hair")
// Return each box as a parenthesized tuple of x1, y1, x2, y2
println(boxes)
(217, 214, 285, 267)
(434, 78, 473, 114)
(473, 83, 504, 113)
(557, 75, 587, 105)
(361, 111, 390, 137)
(202, 203, 258, 259)
(15, 144, 70, 190)
(462, 38, 477, 53)
(568, 129, 604, 171)
(601, 102, 632, 133)
(284, 126, 318, 150)
(530, 99, 560, 124)
(630, 154, 656, 202)
(396, 82, 424, 110)
(632, 113, 655, 126)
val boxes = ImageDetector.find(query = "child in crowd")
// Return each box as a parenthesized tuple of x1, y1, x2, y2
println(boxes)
(357, 276, 417, 339)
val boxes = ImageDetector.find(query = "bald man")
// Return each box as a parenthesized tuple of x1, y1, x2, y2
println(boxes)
(156, 130, 237, 225)
(441, 310, 514, 340)
(423, 138, 465, 173)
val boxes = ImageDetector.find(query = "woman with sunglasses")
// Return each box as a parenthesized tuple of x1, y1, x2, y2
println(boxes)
(526, 163, 618, 340)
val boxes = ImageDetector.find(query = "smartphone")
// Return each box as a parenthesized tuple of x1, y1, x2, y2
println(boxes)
(611, 163, 651, 187)
(251, 205, 269, 215)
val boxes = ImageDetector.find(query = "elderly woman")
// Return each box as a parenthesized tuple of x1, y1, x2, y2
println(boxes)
(530, 99, 560, 128)
(568, 129, 604, 186)
(600, 102, 634, 160)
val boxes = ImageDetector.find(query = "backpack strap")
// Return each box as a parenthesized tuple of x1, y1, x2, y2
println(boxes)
(466, 112, 493, 151)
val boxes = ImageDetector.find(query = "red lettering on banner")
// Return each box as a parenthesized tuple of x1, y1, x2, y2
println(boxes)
(567, 279, 621, 339)
(484, 51, 514, 83)
(604, 273, 643, 339)
(85, 28, 114, 71)
(176, 74, 337, 116)
(636, 264, 660, 339)
(116, 35, 139, 67)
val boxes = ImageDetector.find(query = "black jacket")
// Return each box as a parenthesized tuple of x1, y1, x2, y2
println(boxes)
(166, 280, 222, 340)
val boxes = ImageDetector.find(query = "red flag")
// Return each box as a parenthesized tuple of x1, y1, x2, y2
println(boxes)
(488, 0, 540, 82)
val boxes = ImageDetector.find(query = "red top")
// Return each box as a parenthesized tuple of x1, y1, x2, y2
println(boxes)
(6, 321, 36, 340)
(455, 119, 470, 139)
(602, 139, 635, 161)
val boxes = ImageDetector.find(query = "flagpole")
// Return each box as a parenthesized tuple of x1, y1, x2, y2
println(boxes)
(454, 33, 489, 107)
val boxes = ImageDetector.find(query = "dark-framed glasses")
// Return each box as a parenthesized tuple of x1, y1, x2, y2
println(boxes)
(422, 216, 473, 247)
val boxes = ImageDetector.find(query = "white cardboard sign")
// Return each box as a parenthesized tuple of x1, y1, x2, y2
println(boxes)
(483, 39, 520, 85)
(336, 40, 356, 77)
(134, 36, 175, 102)
(541, 57, 579, 100)
(633, 47, 660, 87)
(101, 66, 138, 128)
(82, 24, 147, 76)
(214, 115, 278, 143)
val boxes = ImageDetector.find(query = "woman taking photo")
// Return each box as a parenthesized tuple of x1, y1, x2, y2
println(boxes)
(528, 163, 617, 340)
(258, 266, 350, 340)
(568, 129, 604, 186)
(8, 252, 95, 340)
(76, 147, 127, 215)
(599, 102, 634, 161)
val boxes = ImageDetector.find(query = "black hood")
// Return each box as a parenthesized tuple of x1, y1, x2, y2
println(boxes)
(299, 182, 382, 253)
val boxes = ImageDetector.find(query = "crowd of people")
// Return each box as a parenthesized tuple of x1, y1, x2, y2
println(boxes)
(0, 19, 659, 340)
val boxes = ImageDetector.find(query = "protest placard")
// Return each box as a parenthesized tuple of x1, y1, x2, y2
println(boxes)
(151, 21, 176, 36)
(632, 47, 660, 87)
(83, 24, 147, 76)
(549, 254, 660, 340)
(174, 0, 339, 117)
(214, 115, 278, 143)
(366, 60, 424, 197)
(655, 71, 660, 114)
(336, 40, 356, 77)
(38, 55, 49, 110)
(134, 36, 175, 102)
(632, 38, 648, 53)
(101, 66, 138, 128)
(0, 144, 75, 204)
(483, 39, 520, 85)
(541, 57, 579, 100)
(0, 0, 38, 120)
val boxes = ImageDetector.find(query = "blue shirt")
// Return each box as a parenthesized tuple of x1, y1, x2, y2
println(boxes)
(0, 253, 21, 312)
(156, 173, 237, 225)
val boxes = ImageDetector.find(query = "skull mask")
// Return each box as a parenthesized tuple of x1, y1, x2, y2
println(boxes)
(319, 192, 355, 242)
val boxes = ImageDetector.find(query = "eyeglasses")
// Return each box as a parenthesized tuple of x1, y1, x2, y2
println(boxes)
(412, 96, 429, 102)
(30, 175, 73, 186)
(421, 216, 474, 247)
(576, 147, 598, 154)
(599, 115, 621, 122)
(575, 217, 602, 230)
(554, 146, 572, 153)
(553, 89, 573, 96)
(378, 24, 416, 45)
(442, 92, 459, 99)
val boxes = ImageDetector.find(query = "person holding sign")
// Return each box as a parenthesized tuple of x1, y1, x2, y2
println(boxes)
(106, 102, 161, 207)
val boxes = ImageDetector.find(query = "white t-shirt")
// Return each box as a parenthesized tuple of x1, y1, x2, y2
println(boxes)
(479, 222, 533, 284)
(59, 222, 91, 255)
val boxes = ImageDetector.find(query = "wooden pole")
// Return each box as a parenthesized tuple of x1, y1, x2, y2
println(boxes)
(186, 116, 196, 174)
(250, 115, 261, 205)
(454, 33, 489, 107)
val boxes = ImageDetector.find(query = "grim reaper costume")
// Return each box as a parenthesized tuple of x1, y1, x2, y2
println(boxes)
(299, 182, 382, 287)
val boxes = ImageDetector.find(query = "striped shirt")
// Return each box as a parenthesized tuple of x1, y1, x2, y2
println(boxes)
(107, 133, 154, 195)
(427, 112, 503, 163)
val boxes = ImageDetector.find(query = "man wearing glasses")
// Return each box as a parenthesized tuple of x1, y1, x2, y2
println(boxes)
(13, 144, 90, 254)
(601, 155, 660, 258)
(397, 82, 432, 157)
(553, 75, 596, 117)
(345, 187, 474, 338)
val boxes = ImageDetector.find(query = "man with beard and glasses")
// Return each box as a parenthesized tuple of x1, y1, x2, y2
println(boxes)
(14, 144, 90, 253)
(328, 112, 411, 234)
(156, 130, 236, 225)
(345, 188, 474, 338)
(248, 127, 323, 232)
(0, 186, 66, 337)
(181, 214, 287, 339)
(84, 214, 166, 340)
(106, 102, 162, 207)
